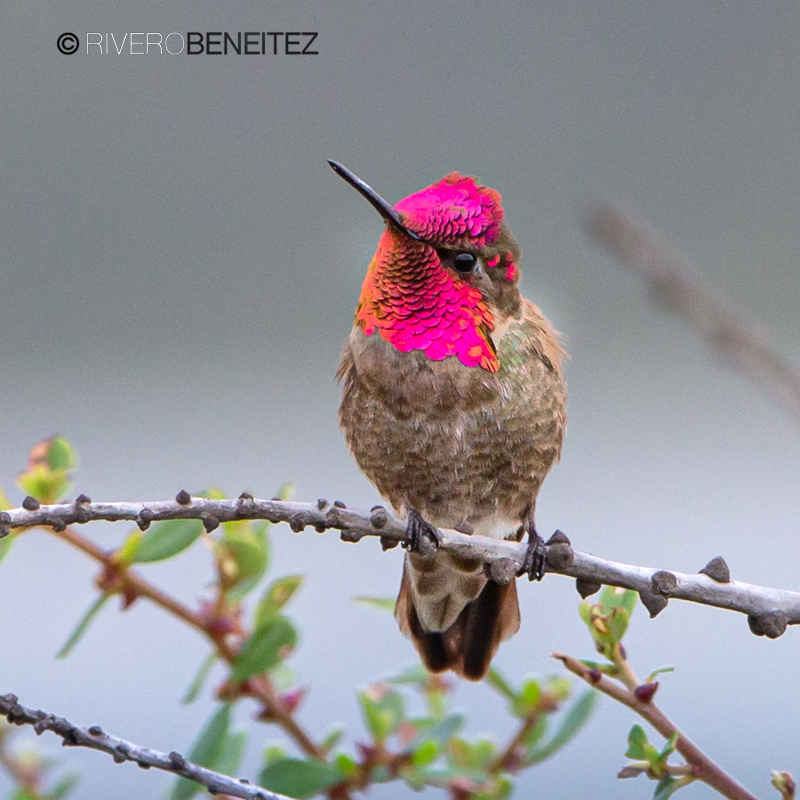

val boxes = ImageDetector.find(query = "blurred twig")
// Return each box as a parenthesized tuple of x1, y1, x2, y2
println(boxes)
(0, 694, 295, 800)
(3, 495, 800, 635)
(584, 203, 800, 422)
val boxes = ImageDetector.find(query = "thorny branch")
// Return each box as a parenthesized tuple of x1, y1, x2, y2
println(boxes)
(2, 494, 799, 637)
(584, 203, 800, 422)
(0, 693, 295, 800)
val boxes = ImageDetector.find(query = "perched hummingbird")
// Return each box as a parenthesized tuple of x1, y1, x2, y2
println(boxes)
(331, 162, 566, 680)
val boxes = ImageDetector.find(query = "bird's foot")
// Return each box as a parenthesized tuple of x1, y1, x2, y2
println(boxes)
(517, 521, 546, 581)
(403, 508, 442, 554)
(516, 527, 573, 580)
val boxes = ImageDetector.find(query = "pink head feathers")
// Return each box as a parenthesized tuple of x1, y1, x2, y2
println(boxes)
(354, 172, 508, 372)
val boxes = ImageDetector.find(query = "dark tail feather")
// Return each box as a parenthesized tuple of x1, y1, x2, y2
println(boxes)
(395, 571, 452, 673)
(395, 574, 520, 681)
(456, 579, 520, 679)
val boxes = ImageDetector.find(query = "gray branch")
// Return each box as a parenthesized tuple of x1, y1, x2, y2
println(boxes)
(2, 493, 798, 637)
(0, 692, 295, 800)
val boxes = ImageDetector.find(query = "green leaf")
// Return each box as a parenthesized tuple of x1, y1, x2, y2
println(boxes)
(269, 663, 297, 692)
(263, 745, 287, 766)
(47, 773, 80, 800)
(486, 668, 516, 701)
(522, 716, 548, 750)
(259, 757, 342, 800)
(170, 704, 231, 800)
(410, 713, 465, 748)
(359, 685, 405, 743)
(519, 678, 541, 711)
(643, 741, 666, 775)
(599, 585, 637, 616)
(459, 739, 496, 771)
(527, 690, 598, 764)
(254, 576, 303, 629)
(182, 651, 218, 704)
(132, 518, 204, 563)
(607, 607, 631, 644)
(320, 727, 345, 753)
(411, 739, 440, 767)
(387, 665, 431, 685)
(660, 732, 679, 760)
(654, 775, 682, 800)
(196, 487, 228, 501)
(57, 594, 111, 658)
(274, 482, 294, 501)
(334, 753, 358, 778)
(11, 789, 40, 800)
(15, 436, 77, 503)
(647, 665, 675, 682)
(17, 466, 71, 504)
(446, 738, 497, 778)
(399, 765, 428, 791)
(445, 738, 471, 770)
(369, 765, 393, 784)
(578, 599, 593, 626)
(425, 687, 448, 721)
(231, 616, 297, 682)
(548, 676, 571, 702)
(625, 724, 648, 760)
(216, 730, 247, 777)
(218, 522, 270, 597)
(115, 530, 142, 564)
(403, 765, 458, 788)
(0, 532, 15, 568)
(353, 595, 395, 612)
(46, 436, 76, 470)
(483, 776, 513, 800)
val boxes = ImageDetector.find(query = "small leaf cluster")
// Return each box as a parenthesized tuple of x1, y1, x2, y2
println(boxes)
(620, 726, 685, 800)
(15, 436, 76, 505)
(578, 585, 637, 671)
(0, 436, 78, 569)
(578, 587, 691, 799)
(485, 669, 597, 770)
(258, 665, 596, 800)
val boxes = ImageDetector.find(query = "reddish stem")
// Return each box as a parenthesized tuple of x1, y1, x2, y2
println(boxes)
(48, 526, 327, 764)
(554, 653, 757, 800)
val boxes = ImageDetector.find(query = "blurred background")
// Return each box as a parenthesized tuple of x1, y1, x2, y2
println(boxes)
(2, 1, 799, 797)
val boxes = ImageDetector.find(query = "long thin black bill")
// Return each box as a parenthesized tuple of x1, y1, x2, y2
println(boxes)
(327, 160, 423, 242)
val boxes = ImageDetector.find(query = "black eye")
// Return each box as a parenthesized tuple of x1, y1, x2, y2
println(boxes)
(453, 252, 477, 273)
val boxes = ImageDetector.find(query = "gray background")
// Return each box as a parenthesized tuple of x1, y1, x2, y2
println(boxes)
(2, 2, 799, 798)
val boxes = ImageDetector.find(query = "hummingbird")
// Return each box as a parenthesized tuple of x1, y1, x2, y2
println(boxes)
(330, 161, 566, 680)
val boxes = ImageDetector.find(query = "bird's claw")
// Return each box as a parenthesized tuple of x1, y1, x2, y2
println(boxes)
(517, 523, 547, 581)
(403, 508, 442, 553)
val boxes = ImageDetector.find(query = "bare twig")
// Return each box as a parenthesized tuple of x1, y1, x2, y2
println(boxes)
(3, 495, 799, 636)
(585, 203, 800, 421)
(0, 693, 295, 800)
(554, 653, 757, 800)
